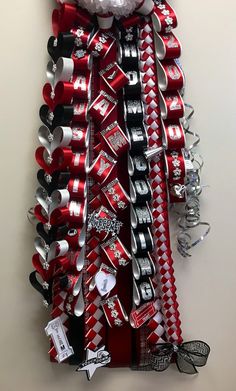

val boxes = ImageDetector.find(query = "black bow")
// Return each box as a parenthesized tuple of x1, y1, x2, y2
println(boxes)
(150, 341, 210, 374)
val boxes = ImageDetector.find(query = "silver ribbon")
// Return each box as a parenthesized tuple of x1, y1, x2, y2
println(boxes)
(175, 103, 211, 257)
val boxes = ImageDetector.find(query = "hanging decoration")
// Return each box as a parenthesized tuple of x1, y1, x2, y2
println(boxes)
(29, 0, 210, 379)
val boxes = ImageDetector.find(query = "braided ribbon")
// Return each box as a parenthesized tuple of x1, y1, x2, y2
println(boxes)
(150, 341, 210, 374)
(139, 15, 182, 344)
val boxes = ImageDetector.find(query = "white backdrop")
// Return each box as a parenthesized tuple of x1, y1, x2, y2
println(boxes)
(0, 1, 236, 390)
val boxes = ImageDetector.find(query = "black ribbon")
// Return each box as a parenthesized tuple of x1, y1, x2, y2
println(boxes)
(36, 223, 68, 245)
(128, 155, 150, 178)
(127, 125, 148, 155)
(39, 105, 54, 130)
(150, 341, 210, 374)
(37, 169, 70, 194)
(29, 271, 52, 306)
(48, 33, 75, 62)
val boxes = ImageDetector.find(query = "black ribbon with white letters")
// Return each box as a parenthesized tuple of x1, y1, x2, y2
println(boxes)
(120, 24, 155, 318)
(150, 341, 210, 374)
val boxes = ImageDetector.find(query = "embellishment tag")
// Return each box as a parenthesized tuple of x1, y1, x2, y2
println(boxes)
(101, 122, 129, 157)
(88, 208, 123, 237)
(45, 316, 74, 362)
(100, 62, 129, 93)
(101, 236, 131, 269)
(102, 179, 130, 212)
(101, 295, 128, 327)
(130, 301, 158, 328)
(89, 151, 117, 183)
(95, 264, 117, 296)
(76, 346, 111, 380)
(89, 91, 117, 123)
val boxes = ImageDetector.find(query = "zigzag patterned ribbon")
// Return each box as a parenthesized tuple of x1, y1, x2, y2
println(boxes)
(139, 4, 183, 345)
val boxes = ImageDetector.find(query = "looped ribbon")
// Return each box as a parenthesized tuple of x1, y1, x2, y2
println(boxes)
(52, 3, 93, 36)
(29, 271, 52, 307)
(150, 341, 210, 374)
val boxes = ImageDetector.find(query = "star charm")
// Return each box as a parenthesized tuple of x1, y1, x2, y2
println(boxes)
(42, 281, 49, 290)
(76, 346, 111, 380)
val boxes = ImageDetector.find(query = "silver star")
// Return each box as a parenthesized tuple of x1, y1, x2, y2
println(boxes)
(114, 318, 123, 327)
(111, 310, 119, 318)
(107, 301, 115, 309)
(43, 281, 49, 290)
(117, 201, 125, 209)
(43, 300, 49, 308)
(95, 42, 103, 52)
(162, 9, 170, 16)
(108, 187, 115, 195)
(125, 33, 133, 42)
(109, 243, 116, 251)
(76, 346, 111, 380)
(75, 38, 83, 47)
(76, 28, 84, 38)
(113, 194, 120, 202)
(43, 262, 49, 271)
(114, 250, 121, 259)
(119, 258, 128, 266)
(165, 16, 173, 25)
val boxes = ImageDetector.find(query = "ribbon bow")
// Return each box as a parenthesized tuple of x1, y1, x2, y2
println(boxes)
(151, 341, 210, 374)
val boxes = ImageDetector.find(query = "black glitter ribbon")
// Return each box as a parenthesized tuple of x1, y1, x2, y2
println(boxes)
(150, 341, 210, 374)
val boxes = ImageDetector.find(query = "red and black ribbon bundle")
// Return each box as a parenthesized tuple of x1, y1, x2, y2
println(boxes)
(29, 0, 210, 380)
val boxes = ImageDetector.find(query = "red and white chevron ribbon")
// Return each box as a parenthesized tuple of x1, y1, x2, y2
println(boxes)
(139, 15, 183, 345)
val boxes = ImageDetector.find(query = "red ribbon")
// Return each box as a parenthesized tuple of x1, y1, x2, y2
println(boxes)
(155, 32, 181, 60)
(67, 178, 87, 199)
(89, 90, 118, 123)
(101, 295, 128, 328)
(165, 150, 186, 203)
(101, 121, 129, 157)
(50, 201, 87, 225)
(54, 74, 91, 105)
(152, 1, 178, 33)
(88, 30, 115, 58)
(100, 63, 129, 93)
(52, 4, 78, 36)
(160, 91, 185, 120)
(101, 236, 131, 270)
(158, 60, 184, 91)
(89, 151, 117, 184)
(69, 152, 89, 175)
(52, 4, 93, 36)
(102, 179, 130, 213)
(35, 147, 73, 174)
(162, 120, 185, 150)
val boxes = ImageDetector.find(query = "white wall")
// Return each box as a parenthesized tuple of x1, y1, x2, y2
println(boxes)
(0, 1, 235, 390)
